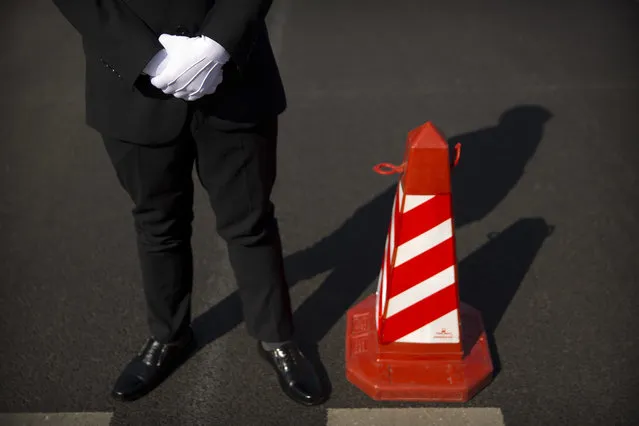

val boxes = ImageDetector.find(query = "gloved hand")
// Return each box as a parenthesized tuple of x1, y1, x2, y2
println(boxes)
(148, 34, 230, 101)
(143, 49, 169, 77)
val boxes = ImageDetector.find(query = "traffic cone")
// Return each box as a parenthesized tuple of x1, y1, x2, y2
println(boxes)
(345, 121, 494, 402)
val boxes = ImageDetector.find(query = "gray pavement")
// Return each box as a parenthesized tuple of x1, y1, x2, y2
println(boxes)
(1, 0, 638, 425)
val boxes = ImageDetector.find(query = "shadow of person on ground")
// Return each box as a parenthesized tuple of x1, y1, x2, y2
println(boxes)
(459, 217, 554, 376)
(450, 105, 553, 228)
(190, 104, 553, 392)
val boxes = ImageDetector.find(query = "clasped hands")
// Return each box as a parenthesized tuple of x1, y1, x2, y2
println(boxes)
(143, 33, 230, 101)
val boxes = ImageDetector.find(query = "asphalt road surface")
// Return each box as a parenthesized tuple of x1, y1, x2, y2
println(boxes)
(1, 0, 638, 425)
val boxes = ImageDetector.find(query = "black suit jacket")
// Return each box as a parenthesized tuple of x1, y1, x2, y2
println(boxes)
(53, 0, 287, 145)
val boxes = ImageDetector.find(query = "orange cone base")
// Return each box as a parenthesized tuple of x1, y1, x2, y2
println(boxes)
(345, 295, 494, 402)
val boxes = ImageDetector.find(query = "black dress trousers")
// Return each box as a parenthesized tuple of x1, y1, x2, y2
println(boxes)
(102, 107, 293, 344)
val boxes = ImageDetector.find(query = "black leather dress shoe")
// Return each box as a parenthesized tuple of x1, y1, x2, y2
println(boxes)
(111, 329, 195, 402)
(257, 341, 328, 406)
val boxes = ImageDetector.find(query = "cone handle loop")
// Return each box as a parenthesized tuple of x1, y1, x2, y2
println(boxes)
(373, 162, 405, 175)
(452, 143, 461, 168)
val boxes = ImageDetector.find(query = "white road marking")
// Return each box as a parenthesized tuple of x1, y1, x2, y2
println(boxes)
(0, 412, 113, 426)
(327, 408, 505, 426)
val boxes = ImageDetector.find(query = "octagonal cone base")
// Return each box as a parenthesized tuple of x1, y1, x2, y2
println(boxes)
(345, 294, 494, 402)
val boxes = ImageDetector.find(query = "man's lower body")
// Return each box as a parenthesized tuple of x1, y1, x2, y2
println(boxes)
(101, 107, 327, 405)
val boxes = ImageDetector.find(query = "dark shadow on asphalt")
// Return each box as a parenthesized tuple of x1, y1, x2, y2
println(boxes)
(190, 104, 554, 394)
(459, 217, 554, 376)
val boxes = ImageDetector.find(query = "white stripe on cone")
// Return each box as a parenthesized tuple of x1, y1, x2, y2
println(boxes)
(375, 262, 383, 330)
(398, 180, 405, 211)
(375, 234, 389, 330)
(396, 309, 460, 343)
(386, 265, 456, 317)
(377, 183, 399, 329)
(394, 219, 453, 267)
(403, 194, 434, 213)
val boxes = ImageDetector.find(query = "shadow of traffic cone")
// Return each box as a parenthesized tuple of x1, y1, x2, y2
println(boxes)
(345, 121, 494, 402)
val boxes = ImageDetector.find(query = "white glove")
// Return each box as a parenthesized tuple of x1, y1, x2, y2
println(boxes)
(143, 49, 169, 77)
(149, 34, 230, 101)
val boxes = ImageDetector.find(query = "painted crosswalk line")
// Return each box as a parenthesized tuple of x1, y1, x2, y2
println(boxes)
(0, 412, 113, 426)
(327, 408, 505, 426)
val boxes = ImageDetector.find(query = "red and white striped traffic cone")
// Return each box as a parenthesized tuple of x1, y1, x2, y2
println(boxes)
(345, 121, 494, 402)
